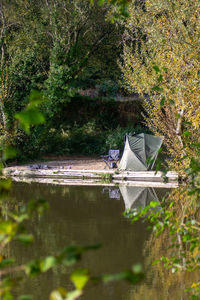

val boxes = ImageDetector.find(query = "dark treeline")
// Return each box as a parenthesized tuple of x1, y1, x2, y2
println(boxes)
(0, 0, 144, 160)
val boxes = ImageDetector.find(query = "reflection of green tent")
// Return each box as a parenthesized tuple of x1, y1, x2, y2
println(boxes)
(119, 133, 163, 171)
(119, 185, 159, 210)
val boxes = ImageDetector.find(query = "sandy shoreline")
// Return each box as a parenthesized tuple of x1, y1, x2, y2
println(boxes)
(7, 157, 108, 171)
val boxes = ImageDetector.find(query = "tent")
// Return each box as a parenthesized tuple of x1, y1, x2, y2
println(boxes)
(119, 185, 159, 211)
(118, 133, 163, 171)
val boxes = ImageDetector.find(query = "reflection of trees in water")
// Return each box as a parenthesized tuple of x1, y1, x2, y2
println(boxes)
(7, 182, 149, 300)
(128, 188, 200, 299)
(131, 234, 199, 300)
(4, 183, 200, 298)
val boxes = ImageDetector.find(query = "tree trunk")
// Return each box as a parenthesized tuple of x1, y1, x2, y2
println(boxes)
(0, 4, 8, 132)
(175, 106, 184, 149)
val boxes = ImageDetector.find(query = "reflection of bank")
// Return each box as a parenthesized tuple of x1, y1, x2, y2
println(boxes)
(119, 185, 159, 211)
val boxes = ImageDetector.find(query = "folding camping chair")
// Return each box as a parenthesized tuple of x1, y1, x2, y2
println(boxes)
(101, 149, 120, 169)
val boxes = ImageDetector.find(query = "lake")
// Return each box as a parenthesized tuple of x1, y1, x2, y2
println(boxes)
(9, 182, 180, 300)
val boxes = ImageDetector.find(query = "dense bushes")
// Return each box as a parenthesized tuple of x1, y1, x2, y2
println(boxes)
(15, 123, 149, 161)
(12, 95, 144, 160)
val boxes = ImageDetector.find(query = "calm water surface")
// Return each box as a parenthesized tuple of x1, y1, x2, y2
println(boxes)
(9, 183, 169, 300)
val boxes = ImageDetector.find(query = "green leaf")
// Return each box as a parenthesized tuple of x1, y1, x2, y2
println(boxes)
(0, 220, 17, 234)
(28, 90, 44, 108)
(59, 244, 101, 266)
(183, 131, 192, 137)
(70, 269, 89, 290)
(0, 178, 12, 192)
(171, 268, 176, 273)
(16, 234, 34, 245)
(0, 258, 14, 269)
(169, 99, 175, 106)
(162, 67, 168, 72)
(15, 109, 45, 133)
(3, 291, 14, 300)
(160, 97, 165, 106)
(158, 74, 163, 82)
(11, 213, 29, 223)
(103, 272, 127, 283)
(3, 146, 17, 160)
(50, 290, 64, 300)
(18, 296, 33, 300)
(65, 290, 82, 300)
(98, 0, 104, 5)
(153, 65, 160, 73)
(132, 264, 142, 274)
(150, 201, 159, 207)
(152, 259, 160, 265)
(25, 260, 41, 277)
(152, 86, 162, 92)
(58, 248, 80, 266)
(40, 256, 57, 272)
(83, 244, 101, 251)
(62, 255, 79, 266)
(126, 271, 144, 284)
(50, 288, 67, 300)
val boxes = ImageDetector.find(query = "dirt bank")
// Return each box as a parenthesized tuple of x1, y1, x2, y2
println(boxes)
(8, 156, 107, 170)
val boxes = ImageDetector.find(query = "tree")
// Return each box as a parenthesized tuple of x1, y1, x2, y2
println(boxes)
(43, 0, 121, 114)
(121, 0, 200, 169)
(0, 0, 122, 126)
(0, 0, 12, 133)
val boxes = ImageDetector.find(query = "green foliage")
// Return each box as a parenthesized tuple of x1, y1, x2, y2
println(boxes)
(11, 94, 144, 160)
(3, 0, 200, 298)
(102, 265, 144, 284)
(95, 0, 131, 19)
(13, 124, 147, 160)
(50, 265, 144, 300)
(126, 146, 200, 298)
(99, 173, 113, 183)
(15, 90, 45, 133)
(15, 110, 45, 134)
(121, 0, 200, 171)
(15, 234, 34, 245)
(43, 44, 75, 117)
(96, 80, 119, 97)
(1, 0, 123, 148)
(70, 269, 90, 290)
(5, 45, 48, 130)
(18, 296, 33, 300)
(2, 146, 17, 161)
(104, 124, 151, 153)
